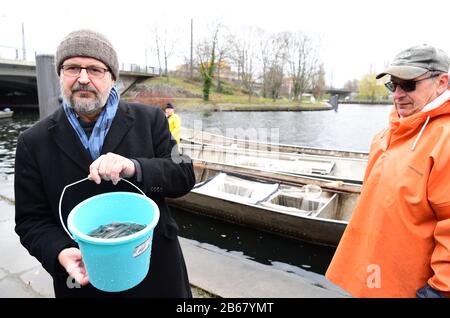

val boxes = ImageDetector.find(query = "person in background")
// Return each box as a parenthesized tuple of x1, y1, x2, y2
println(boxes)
(14, 29, 195, 297)
(165, 103, 181, 144)
(326, 44, 450, 298)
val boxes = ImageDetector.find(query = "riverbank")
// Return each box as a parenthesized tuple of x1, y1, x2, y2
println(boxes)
(160, 101, 334, 112)
(122, 77, 335, 111)
(339, 100, 392, 105)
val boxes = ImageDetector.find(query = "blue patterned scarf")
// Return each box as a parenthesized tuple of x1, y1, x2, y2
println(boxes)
(62, 86, 119, 160)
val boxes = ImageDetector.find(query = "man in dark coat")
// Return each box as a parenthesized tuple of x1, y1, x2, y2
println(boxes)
(14, 29, 196, 297)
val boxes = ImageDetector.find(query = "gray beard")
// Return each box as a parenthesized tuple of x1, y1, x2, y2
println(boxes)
(60, 81, 111, 115)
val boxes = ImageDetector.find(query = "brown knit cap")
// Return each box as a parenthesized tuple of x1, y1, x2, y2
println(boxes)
(55, 29, 119, 80)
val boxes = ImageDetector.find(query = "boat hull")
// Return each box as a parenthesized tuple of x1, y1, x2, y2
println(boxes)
(181, 127, 369, 160)
(169, 192, 346, 246)
(168, 164, 358, 246)
(0, 111, 13, 119)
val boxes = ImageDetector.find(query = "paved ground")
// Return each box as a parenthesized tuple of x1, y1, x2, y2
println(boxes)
(0, 179, 348, 298)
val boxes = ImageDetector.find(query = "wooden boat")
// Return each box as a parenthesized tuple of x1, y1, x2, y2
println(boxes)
(179, 142, 367, 184)
(181, 127, 369, 160)
(168, 161, 360, 246)
(0, 109, 13, 119)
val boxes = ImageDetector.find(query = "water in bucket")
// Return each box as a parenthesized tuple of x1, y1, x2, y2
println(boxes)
(66, 191, 160, 292)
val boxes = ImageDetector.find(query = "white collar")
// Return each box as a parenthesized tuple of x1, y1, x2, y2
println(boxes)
(421, 90, 450, 113)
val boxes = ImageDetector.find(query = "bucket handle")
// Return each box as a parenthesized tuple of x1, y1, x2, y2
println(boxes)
(58, 177, 146, 240)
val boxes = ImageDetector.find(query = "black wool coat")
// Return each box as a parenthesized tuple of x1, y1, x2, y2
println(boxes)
(14, 101, 196, 297)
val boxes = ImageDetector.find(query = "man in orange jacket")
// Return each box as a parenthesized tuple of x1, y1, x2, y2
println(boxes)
(326, 44, 450, 298)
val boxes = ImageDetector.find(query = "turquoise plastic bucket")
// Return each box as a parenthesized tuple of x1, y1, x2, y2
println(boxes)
(66, 190, 159, 292)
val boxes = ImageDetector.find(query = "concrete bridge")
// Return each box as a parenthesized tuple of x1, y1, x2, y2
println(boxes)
(0, 55, 160, 109)
(324, 88, 352, 99)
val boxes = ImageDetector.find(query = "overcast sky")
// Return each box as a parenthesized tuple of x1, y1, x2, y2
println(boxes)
(1, 0, 448, 87)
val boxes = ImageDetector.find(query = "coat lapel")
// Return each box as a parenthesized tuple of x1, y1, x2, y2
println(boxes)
(48, 109, 93, 171)
(101, 101, 134, 154)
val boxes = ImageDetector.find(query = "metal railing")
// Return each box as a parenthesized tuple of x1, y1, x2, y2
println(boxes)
(120, 63, 161, 75)
(0, 45, 36, 62)
(0, 45, 161, 76)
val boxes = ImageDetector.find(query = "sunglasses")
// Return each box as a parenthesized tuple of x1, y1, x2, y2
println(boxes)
(384, 73, 440, 93)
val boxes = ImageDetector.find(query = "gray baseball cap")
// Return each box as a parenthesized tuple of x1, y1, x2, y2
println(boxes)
(376, 44, 449, 80)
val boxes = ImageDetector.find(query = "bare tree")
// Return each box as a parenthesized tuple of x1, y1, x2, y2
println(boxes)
(163, 29, 178, 79)
(259, 32, 286, 101)
(152, 24, 178, 80)
(241, 52, 256, 101)
(258, 29, 271, 98)
(196, 25, 220, 101)
(228, 27, 258, 101)
(285, 31, 320, 101)
(153, 25, 163, 74)
(311, 64, 326, 100)
(267, 64, 284, 100)
(215, 30, 232, 93)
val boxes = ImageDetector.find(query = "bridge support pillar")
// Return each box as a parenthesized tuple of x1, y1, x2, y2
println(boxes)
(36, 54, 60, 120)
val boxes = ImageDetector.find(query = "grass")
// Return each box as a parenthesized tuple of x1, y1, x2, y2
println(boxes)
(140, 77, 203, 96)
(129, 76, 332, 111)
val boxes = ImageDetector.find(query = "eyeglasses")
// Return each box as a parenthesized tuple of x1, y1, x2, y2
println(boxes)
(384, 73, 440, 93)
(61, 65, 109, 79)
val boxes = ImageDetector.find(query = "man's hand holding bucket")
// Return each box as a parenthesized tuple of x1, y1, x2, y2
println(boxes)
(58, 247, 90, 286)
(88, 152, 136, 185)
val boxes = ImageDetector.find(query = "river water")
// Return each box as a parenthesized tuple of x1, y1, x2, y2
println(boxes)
(178, 103, 392, 152)
(0, 104, 392, 278)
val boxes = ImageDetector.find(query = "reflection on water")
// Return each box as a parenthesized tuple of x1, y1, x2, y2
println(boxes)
(0, 112, 38, 180)
(171, 207, 335, 276)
